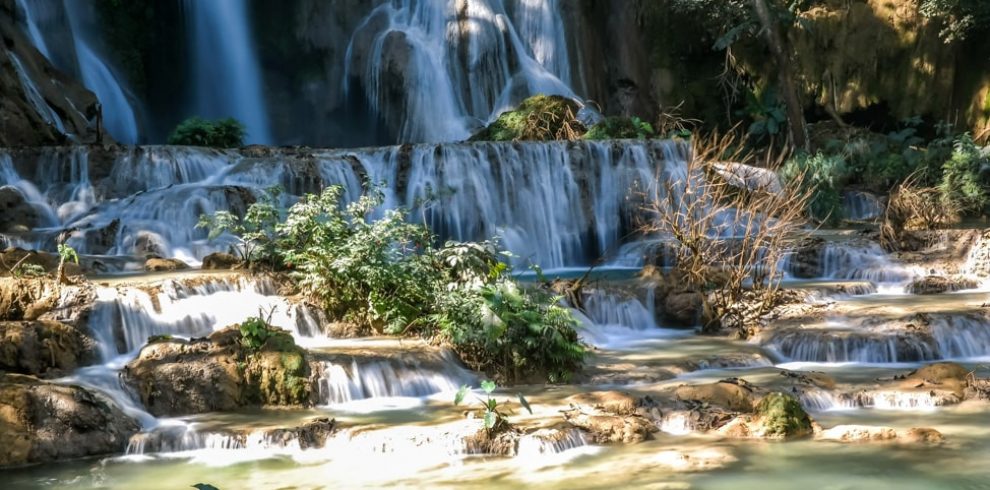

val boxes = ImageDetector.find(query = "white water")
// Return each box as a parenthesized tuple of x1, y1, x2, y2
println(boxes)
(343, 0, 576, 142)
(313, 355, 472, 407)
(181, 0, 272, 144)
(3, 140, 686, 269)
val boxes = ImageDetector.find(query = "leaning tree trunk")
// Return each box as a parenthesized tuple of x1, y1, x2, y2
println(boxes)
(751, 0, 809, 152)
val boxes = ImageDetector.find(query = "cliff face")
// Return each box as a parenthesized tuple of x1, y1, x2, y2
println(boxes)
(0, 0, 98, 147)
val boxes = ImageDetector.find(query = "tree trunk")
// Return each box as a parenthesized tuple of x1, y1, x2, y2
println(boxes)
(751, 0, 809, 152)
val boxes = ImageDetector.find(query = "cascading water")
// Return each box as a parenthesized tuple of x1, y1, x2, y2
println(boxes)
(3, 140, 686, 269)
(312, 353, 472, 407)
(181, 0, 272, 144)
(343, 0, 576, 142)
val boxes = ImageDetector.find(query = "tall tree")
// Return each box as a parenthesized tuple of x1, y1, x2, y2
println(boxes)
(751, 0, 808, 152)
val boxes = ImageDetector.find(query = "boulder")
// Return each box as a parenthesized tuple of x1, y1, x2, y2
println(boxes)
(711, 162, 782, 194)
(662, 291, 703, 327)
(123, 326, 313, 416)
(0, 187, 38, 233)
(144, 257, 190, 272)
(674, 380, 757, 412)
(0, 321, 98, 376)
(0, 277, 93, 325)
(0, 374, 139, 467)
(753, 392, 813, 439)
(562, 391, 658, 444)
(201, 252, 242, 270)
(906, 276, 978, 295)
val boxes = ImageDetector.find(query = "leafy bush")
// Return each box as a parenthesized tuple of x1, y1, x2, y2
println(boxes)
(918, 0, 990, 42)
(240, 315, 274, 351)
(779, 152, 848, 224)
(196, 186, 281, 266)
(168, 117, 245, 148)
(938, 133, 988, 215)
(584, 116, 655, 140)
(202, 185, 585, 382)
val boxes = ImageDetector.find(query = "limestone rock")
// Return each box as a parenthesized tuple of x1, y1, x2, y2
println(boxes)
(201, 252, 242, 270)
(674, 380, 757, 412)
(0, 374, 139, 467)
(906, 276, 978, 295)
(144, 257, 190, 272)
(0, 187, 38, 233)
(663, 292, 702, 327)
(0, 321, 98, 377)
(562, 391, 658, 444)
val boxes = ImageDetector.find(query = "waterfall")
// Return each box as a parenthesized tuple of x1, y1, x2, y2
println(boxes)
(61, 1, 140, 144)
(313, 354, 472, 406)
(343, 0, 576, 143)
(181, 0, 272, 144)
(4, 140, 686, 269)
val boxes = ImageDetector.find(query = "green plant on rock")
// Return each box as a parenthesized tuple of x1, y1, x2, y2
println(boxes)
(454, 380, 532, 436)
(56, 244, 79, 285)
(197, 186, 282, 266)
(938, 133, 988, 216)
(469, 95, 585, 142)
(11, 262, 45, 279)
(756, 392, 813, 438)
(168, 117, 246, 148)
(239, 311, 276, 351)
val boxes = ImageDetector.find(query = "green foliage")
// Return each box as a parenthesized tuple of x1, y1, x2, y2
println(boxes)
(740, 87, 787, 143)
(275, 185, 585, 382)
(756, 392, 813, 438)
(780, 152, 848, 224)
(938, 133, 988, 215)
(168, 117, 246, 148)
(584, 116, 655, 140)
(240, 314, 275, 351)
(469, 95, 584, 142)
(918, 0, 990, 42)
(11, 262, 45, 279)
(197, 187, 282, 265)
(454, 382, 533, 435)
(57, 244, 79, 265)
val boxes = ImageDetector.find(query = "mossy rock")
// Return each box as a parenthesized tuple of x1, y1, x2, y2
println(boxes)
(469, 95, 584, 142)
(756, 392, 813, 439)
(584, 116, 655, 140)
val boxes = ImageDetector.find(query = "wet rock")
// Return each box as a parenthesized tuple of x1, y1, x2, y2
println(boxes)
(0, 277, 93, 326)
(0, 374, 139, 467)
(263, 418, 338, 449)
(895, 362, 969, 400)
(906, 275, 978, 295)
(0, 321, 98, 377)
(201, 252, 241, 270)
(674, 380, 757, 412)
(123, 326, 313, 417)
(0, 187, 38, 233)
(711, 162, 782, 194)
(0, 249, 83, 279)
(144, 257, 190, 272)
(562, 391, 658, 444)
(787, 237, 825, 278)
(817, 425, 943, 445)
(663, 292, 702, 327)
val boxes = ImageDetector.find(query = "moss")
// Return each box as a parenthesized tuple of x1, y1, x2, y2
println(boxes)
(469, 95, 584, 142)
(584, 116, 655, 140)
(146, 334, 173, 344)
(756, 392, 813, 439)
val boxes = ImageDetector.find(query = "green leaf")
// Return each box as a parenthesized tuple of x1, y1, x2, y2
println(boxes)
(484, 410, 496, 430)
(481, 380, 497, 394)
(517, 393, 533, 414)
(454, 385, 469, 406)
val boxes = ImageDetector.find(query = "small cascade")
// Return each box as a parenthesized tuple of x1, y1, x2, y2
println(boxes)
(88, 275, 330, 358)
(126, 426, 246, 455)
(576, 287, 690, 348)
(343, 0, 575, 142)
(842, 191, 884, 222)
(515, 429, 587, 457)
(800, 388, 949, 412)
(964, 231, 990, 277)
(313, 352, 472, 406)
(0, 154, 60, 229)
(819, 242, 918, 285)
(761, 313, 990, 363)
(181, 0, 272, 144)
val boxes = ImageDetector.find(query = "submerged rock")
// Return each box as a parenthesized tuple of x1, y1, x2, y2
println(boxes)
(906, 275, 978, 295)
(0, 374, 139, 467)
(123, 326, 313, 416)
(0, 321, 98, 377)
(562, 391, 658, 444)
(817, 425, 943, 445)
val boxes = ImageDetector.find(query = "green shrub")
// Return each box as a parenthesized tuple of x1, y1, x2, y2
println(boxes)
(779, 152, 848, 224)
(203, 185, 585, 382)
(168, 117, 245, 148)
(584, 116, 655, 140)
(939, 133, 988, 215)
(239, 316, 274, 351)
